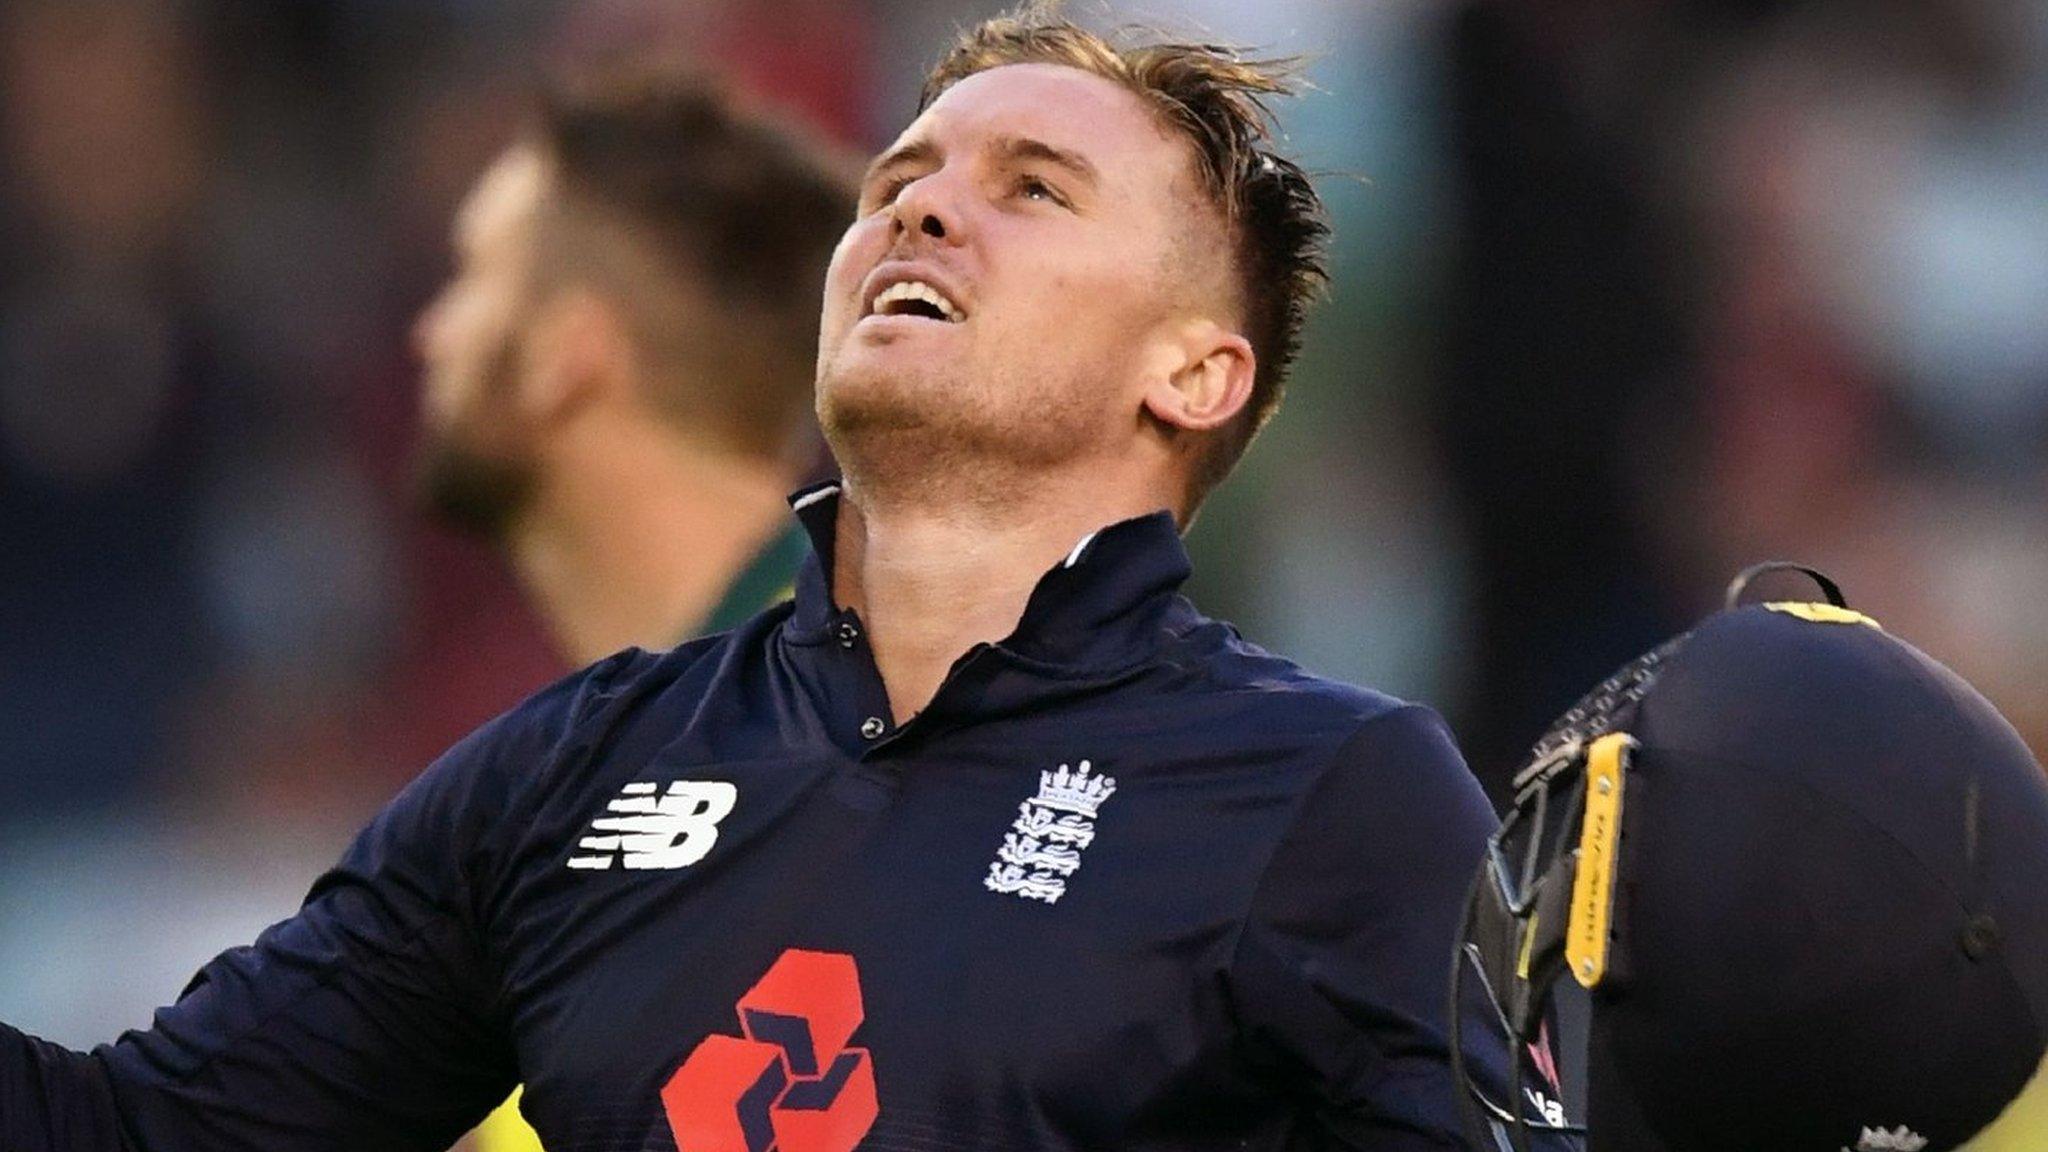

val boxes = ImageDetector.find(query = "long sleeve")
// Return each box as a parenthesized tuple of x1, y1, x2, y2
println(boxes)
(1228, 705, 1579, 1151)
(1, 1023, 131, 1149)
(0, 651, 648, 1152)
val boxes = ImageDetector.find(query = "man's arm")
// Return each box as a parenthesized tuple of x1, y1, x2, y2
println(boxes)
(1229, 704, 1578, 1151)
(0, 651, 652, 1152)
(1, 1025, 128, 1148)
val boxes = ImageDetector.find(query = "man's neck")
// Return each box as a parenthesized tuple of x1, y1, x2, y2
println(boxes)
(510, 418, 794, 665)
(832, 475, 1173, 723)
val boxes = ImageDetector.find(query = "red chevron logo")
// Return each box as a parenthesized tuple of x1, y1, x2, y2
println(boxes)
(662, 950, 877, 1152)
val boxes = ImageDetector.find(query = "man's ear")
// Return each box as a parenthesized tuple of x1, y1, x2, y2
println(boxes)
(1140, 320, 1256, 433)
(517, 288, 630, 425)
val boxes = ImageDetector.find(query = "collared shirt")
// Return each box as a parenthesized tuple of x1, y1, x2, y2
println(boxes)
(1, 484, 1567, 1152)
(466, 520, 817, 1152)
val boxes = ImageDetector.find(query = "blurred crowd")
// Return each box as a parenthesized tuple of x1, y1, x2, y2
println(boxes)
(2, 0, 2043, 1046)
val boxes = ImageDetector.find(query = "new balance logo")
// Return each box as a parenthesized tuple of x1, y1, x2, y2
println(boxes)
(567, 780, 737, 871)
(1847, 1127, 1928, 1152)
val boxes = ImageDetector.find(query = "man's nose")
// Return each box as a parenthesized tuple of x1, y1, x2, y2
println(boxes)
(412, 296, 447, 360)
(891, 171, 963, 246)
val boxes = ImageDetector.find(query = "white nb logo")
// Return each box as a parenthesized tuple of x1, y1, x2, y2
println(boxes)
(567, 780, 737, 871)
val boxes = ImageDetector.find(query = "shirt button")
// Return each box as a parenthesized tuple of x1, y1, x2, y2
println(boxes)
(860, 716, 887, 740)
(835, 621, 861, 649)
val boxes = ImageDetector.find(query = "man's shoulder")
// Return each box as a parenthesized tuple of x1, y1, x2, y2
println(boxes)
(507, 640, 709, 741)
(1158, 613, 1417, 740)
(447, 630, 746, 791)
(388, 629, 767, 870)
(1141, 614, 1483, 828)
(544, 623, 768, 744)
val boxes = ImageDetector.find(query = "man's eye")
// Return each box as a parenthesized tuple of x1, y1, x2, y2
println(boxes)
(1015, 176, 1065, 206)
(868, 176, 913, 212)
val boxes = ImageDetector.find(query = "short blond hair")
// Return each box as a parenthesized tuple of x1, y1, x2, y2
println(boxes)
(922, 5, 1330, 515)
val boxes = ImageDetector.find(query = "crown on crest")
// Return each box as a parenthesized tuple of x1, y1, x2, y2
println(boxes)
(1034, 760, 1117, 817)
(1851, 1127, 1928, 1152)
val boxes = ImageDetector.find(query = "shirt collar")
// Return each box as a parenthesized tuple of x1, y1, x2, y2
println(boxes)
(783, 480, 1195, 671)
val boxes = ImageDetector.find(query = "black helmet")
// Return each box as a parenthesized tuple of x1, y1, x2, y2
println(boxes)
(1451, 564, 2048, 1152)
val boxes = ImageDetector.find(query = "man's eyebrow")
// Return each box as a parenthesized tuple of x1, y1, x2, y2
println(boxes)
(862, 139, 939, 191)
(988, 135, 1100, 188)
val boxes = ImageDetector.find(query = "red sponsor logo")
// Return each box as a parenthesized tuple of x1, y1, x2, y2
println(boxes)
(663, 949, 878, 1152)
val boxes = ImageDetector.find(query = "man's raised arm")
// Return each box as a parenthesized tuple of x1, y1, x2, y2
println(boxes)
(0, 650, 648, 1152)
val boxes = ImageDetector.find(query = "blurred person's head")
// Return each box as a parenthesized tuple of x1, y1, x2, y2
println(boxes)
(1451, 568, 2048, 1152)
(814, 4, 1328, 528)
(412, 64, 859, 543)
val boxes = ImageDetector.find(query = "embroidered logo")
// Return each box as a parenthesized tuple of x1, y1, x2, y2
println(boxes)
(663, 949, 877, 1152)
(566, 780, 737, 871)
(1846, 1127, 1928, 1152)
(984, 760, 1116, 904)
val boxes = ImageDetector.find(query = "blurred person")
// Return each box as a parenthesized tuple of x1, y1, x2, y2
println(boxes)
(413, 65, 860, 664)
(1452, 566, 2048, 1151)
(411, 64, 859, 1152)
(0, 8, 1565, 1152)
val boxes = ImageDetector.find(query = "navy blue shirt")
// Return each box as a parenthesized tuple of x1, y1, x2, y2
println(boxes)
(2, 486, 1561, 1152)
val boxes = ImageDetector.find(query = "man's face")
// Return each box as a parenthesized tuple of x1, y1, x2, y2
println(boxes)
(411, 148, 546, 540)
(817, 63, 1216, 480)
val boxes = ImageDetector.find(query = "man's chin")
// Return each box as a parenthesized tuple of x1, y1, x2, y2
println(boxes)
(817, 361, 940, 438)
(412, 439, 537, 544)
(820, 357, 1116, 476)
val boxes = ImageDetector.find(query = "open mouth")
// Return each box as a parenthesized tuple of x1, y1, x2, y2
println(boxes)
(869, 279, 965, 323)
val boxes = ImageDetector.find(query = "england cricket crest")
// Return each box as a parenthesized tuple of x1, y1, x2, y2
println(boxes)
(984, 760, 1116, 904)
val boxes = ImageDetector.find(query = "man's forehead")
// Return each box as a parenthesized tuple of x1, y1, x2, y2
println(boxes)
(889, 62, 1181, 171)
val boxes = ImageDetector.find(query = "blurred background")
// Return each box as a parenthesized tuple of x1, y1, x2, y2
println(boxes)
(1, 0, 2043, 1049)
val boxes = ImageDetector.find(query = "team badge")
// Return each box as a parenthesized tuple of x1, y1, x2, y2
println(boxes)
(984, 760, 1116, 904)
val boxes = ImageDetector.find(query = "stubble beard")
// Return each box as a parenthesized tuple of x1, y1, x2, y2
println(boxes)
(818, 354, 1109, 513)
(411, 339, 539, 545)
(412, 433, 538, 545)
